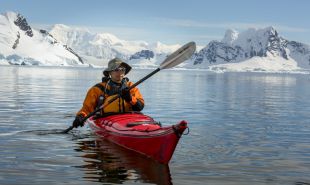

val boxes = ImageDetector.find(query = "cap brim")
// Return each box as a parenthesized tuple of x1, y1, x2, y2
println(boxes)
(120, 62, 132, 75)
(103, 62, 132, 77)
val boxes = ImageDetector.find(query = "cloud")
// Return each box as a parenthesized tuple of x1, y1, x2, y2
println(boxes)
(154, 17, 309, 33)
(31, 23, 224, 46)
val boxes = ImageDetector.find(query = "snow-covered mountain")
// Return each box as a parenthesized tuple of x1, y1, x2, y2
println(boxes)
(0, 12, 84, 66)
(190, 27, 310, 71)
(1, 11, 310, 72)
(50, 23, 310, 71)
(49, 24, 180, 67)
(0, 11, 180, 67)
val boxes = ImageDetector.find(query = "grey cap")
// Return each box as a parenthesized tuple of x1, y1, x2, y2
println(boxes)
(103, 57, 132, 77)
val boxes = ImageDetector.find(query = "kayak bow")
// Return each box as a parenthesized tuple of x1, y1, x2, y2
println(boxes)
(87, 112, 188, 164)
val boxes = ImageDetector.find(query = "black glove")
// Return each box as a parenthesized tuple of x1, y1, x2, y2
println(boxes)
(121, 87, 132, 102)
(72, 115, 85, 128)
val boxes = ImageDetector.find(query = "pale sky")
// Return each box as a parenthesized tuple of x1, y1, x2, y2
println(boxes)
(1, 0, 310, 46)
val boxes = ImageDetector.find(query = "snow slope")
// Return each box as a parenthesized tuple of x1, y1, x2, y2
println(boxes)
(0, 12, 83, 66)
(209, 55, 300, 73)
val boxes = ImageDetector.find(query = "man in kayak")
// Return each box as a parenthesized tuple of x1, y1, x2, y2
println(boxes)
(72, 58, 144, 128)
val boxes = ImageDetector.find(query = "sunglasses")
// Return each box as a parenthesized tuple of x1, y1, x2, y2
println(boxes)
(112, 67, 126, 72)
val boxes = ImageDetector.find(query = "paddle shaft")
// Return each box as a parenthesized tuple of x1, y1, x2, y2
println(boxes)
(130, 68, 160, 89)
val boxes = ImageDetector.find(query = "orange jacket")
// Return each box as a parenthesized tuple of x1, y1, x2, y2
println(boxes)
(77, 80, 144, 117)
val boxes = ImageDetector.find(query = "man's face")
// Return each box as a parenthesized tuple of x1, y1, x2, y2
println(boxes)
(110, 67, 126, 83)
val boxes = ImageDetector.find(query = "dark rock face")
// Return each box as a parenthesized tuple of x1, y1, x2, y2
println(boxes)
(12, 32, 20, 49)
(266, 30, 288, 59)
(194, 41, 245, 65)
(287, 41, 309, 54)
(40, 29, 58, 44)
(287, 41, 310, 66)
(130, 50, 154, 60)
(63, 45, 84, 63)
(14, 14, 33, 37)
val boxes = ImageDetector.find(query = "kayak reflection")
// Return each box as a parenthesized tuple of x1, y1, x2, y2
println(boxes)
(75, 139, 172, 185)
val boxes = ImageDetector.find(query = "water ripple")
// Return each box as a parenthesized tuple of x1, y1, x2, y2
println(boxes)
(0, 66, 309, 185)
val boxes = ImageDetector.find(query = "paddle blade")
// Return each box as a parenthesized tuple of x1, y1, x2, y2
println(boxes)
(159, 41, 196, 69)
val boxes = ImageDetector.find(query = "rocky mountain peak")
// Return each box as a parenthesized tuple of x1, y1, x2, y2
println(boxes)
(264, 26, 278, 37)
(130, 50, 154, 60)
(13, 13, 33, 37)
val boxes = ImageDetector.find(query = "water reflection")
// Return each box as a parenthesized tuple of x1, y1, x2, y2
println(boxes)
(1, 66, 310, 185)
(74, 138, 172, 185)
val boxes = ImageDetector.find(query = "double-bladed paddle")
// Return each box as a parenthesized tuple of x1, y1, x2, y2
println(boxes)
(63, 41, 196, 133)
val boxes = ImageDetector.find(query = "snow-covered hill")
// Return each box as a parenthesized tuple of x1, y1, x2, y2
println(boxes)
(1, 11, 310, 73)
(0, 12, 84, 66)
(49, 24, 180, 67)
(0, 10, 180, 68)
(189, 27, 310, 71)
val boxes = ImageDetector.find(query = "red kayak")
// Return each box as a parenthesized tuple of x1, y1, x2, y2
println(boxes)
(86, 112, 188, 164)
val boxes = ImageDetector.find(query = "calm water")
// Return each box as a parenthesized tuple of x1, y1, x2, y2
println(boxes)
(0, 65, 309, 185)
